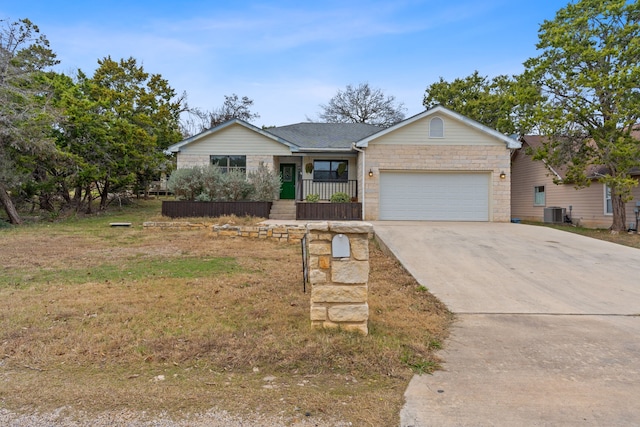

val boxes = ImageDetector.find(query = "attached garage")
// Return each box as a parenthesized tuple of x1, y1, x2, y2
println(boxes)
(356, 106, 519, 222)
(379, 171, 490, 221)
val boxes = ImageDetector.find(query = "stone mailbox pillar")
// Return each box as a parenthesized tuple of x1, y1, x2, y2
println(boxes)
(306, 221, 372, 335)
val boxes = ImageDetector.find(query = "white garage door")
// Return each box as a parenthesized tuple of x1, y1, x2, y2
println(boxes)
(379, 172, 490, 221)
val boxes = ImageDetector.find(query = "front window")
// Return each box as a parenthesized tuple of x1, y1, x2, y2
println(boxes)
(313, 160, 348, 182)
(210, 155, 246, 173)
(534, 186, 545, 206)
(605, 185, 613, 214)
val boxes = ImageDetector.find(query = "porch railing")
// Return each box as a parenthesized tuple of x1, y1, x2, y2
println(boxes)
(298, 179, 358, 201)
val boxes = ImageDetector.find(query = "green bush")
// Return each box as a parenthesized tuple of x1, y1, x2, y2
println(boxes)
(220, 169, 253, 201)
(195, 192, 212, 201)
(330, 192, 350, 203)
(200, 165, 225, 200)
(306, 193, 320, 202)
(167, 167, 203, 200)
(248, 163, 281, 201)
(169, 164, 282, 202)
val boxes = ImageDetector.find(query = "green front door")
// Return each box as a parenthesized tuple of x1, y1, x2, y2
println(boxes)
(279, 164, 296, 199)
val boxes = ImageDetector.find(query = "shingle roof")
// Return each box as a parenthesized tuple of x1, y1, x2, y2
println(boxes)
(266, 123, 382, 149)
(520, 134, 640, 179)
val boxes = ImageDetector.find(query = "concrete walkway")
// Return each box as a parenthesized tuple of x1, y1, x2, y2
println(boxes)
(373, 222, 640, 427)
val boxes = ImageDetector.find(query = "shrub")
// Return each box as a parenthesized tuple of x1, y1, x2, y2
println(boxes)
(200, 165, 225, 200)
(169, 165, 276, 202)
(195, 192, 211, 201)
(248, 163, 281, 201)
(167, 167, 203, 200)
(306, 193, 320, 202)
(330, 192, 350, 203)
(220, 169, 253, 201)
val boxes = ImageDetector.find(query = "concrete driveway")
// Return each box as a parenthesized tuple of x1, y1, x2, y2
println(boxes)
(372, 222, 640, 427)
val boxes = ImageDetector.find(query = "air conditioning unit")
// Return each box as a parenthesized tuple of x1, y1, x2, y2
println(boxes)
(544, 207, 565, 224)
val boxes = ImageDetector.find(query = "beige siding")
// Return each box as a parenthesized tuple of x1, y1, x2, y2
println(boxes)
(363, 115, 511, 221)
(372, 115, 506, 147)
(627, 186, 640, 227)
(511, 149, 640, 228)
(175, 123, 292, 171)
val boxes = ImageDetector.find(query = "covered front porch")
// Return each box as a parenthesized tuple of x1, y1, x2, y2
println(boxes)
(271, 154, 362, 220)
(275, 154, 359, 202)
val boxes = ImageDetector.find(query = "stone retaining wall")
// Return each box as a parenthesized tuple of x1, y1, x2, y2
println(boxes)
(143, 222, 307, 243)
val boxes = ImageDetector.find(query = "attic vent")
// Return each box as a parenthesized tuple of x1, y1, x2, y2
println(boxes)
(544, 207, 565, 224)
(429, 117, 444, 138)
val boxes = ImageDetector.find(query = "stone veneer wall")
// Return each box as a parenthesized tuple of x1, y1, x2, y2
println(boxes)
(364, 144, 511, 221)
(175, 154, 275, 173)
(143, 222, 307, 243)
(306, 221, 372, 335)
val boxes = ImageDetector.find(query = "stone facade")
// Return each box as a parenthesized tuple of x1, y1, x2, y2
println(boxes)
(143, 221, 211, 231)
(306, 221, 372, 335)
(176, 154, 275, 173)
(363, 144, 511, 221)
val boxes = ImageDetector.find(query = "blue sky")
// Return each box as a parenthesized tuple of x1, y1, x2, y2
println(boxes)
(2, 0, 570, 127)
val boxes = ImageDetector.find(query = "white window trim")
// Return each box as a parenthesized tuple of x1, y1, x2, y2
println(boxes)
(429, 117, 444, 138)
(534, 185, 546, 207)
(604, 185, 613, 216)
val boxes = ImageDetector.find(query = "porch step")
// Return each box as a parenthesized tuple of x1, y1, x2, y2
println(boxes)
(269, 200, 296, 220)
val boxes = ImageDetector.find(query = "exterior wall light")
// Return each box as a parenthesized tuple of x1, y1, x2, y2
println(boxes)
(368, 169, 374, 177)
(499, 171, 506, 179)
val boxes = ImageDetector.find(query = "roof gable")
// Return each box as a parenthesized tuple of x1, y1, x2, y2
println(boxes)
(167, 119, 299, 153)
(355, 105, 521, 149)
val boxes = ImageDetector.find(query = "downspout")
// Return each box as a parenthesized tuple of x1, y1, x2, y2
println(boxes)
(352, 143, 366, 220)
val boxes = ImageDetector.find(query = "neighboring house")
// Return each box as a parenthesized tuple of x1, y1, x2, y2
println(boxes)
(511, 134, 640, 228)
(167, 105, 519, 221)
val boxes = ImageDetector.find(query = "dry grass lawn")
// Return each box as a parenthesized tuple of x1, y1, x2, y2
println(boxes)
(0, 201, 452, 426)
(538, 222, 640, 249)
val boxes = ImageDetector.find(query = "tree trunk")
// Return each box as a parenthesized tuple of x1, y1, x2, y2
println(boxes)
(39, 193, 54, 212)
(85, 185, 93, 214)
(73, 184, 83, 212)
(611, 189, 627, 232)
(0, 182, 22, 225)
(60, 181, 72, 205)
(99, 179, 110, 210)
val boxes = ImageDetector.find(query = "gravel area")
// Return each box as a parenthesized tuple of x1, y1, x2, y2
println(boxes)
(0, 408, 352, 426)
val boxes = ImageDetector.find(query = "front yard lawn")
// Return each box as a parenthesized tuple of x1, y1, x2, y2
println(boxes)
(0, 200, 452, 426)
(532, 222, 640, 250)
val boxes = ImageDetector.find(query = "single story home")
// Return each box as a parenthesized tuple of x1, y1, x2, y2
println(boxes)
(511, 134, 640, 228)
(167, 105, 520, 221)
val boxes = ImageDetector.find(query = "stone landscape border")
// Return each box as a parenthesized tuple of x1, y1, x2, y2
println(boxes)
(143, 221, 307, 243)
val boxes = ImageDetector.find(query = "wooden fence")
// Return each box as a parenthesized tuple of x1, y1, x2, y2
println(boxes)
(296, 202, 362, 220)
(162, 201, 273, 218)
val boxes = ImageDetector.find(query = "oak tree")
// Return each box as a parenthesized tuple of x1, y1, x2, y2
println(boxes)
(0, 18, 60, 224)
(318, 83, 406, 127)
(55, 57, 183, 210)
(524, 0, 640, 231)
(423, 71, 535, 135)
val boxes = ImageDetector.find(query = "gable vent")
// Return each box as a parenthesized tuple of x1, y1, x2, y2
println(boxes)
(429, 117, 444, 138)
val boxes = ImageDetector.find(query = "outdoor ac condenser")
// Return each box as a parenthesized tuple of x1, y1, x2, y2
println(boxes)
(543, 207, 565, 224)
